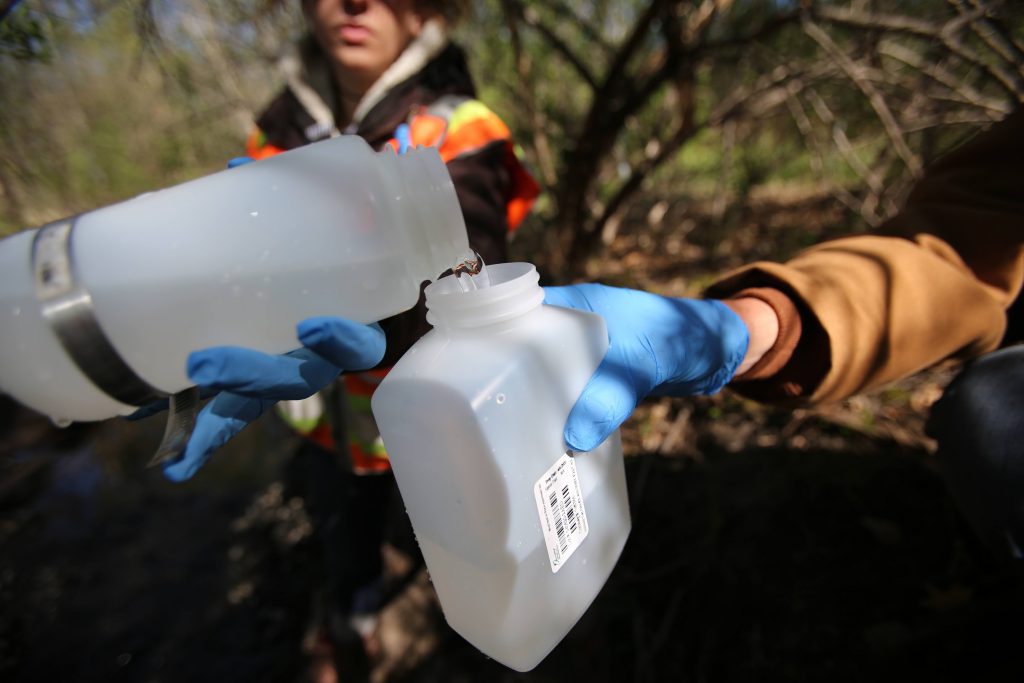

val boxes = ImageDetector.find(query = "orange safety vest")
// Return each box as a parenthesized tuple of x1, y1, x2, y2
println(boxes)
(250, 98, 539, 473)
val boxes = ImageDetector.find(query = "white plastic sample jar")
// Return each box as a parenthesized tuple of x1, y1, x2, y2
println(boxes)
(0, 137, 471, 423)
(371, 262, 631, 671)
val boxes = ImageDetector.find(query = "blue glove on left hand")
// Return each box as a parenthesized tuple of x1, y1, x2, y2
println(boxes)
(162, 317, 384, 482)
(543, 284, 749, 453)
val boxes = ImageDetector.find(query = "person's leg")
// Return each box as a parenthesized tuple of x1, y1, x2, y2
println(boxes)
(928, 345, 1024, 562)
(287, 440, 395, 680)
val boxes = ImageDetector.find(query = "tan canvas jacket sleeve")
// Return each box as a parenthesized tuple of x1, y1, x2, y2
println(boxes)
(706, 108, 1024, 403)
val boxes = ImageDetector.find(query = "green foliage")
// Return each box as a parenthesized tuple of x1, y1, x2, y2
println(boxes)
(0, 0, 301, 234)
(0, 2, 51, 61)
(467, 0, 1021, 275)
(0, 0, 1020, 259)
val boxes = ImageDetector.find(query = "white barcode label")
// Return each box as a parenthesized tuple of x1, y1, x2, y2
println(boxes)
(533, 451, 589, 573)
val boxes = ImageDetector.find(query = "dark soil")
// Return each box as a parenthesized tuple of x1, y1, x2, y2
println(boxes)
(2, 194, 1022, 682)
(3, 388, 1022, 683)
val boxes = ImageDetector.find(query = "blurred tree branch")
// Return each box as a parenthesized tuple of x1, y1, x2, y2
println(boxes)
(2, 0, 1021, 265)
(469, 0, 1022, 278)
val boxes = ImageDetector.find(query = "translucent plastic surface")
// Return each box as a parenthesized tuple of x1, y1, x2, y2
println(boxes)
(0, 137, 470, 422)
(0, 230, 131, 421)
(371, 263, 631, 671)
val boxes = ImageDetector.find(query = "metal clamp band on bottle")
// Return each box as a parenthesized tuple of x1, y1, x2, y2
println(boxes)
(31, 218, 168, 407)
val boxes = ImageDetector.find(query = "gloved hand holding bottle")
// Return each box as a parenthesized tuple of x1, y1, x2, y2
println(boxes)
(161, 317, 384, 481)
(543, 284, 776, 453)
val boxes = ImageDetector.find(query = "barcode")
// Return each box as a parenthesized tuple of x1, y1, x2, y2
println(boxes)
(534, 451, 589, 573)
(550, 489, 568, 554)
(562, 484, 578, 535)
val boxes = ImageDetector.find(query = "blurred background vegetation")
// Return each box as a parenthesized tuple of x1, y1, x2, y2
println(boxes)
(2, 2, 1024, 681)
(1, 0, 1021, 277)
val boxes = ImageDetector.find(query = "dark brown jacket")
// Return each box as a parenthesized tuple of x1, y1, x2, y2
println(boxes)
(252, 42, 519, 365)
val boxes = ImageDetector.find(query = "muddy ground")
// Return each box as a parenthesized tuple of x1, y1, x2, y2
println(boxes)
(2, 194, 1022, 682)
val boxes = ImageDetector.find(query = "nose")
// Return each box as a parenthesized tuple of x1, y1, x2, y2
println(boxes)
(342, 0, 368, 15)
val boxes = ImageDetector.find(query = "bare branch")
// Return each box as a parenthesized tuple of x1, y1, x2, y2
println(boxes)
(900, 110, 1002, 133)
(953, 0, 1024, 79)
(551, 1, 680, 270)
(602, 0, 674, 89)
(813, 3, 1024, 99)
(701, 7, 802, 51)
(812, 3, 981, 38)
(785, 88, 882, 227)
(685, 0, 732, 45)
(592, 80, 700, 247)
(540, 0, 614, 54)
(877, 39, 1011, 115)
(514, 2, 598, 89)
(802, 17, 923, 176)
(967, 0, 1024, 63)
(709, 62, 837, 126)
(804, 89, 883, 194)
(498, 0, 558, 189)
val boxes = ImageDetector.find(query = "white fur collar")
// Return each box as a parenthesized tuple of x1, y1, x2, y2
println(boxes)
(277, 19, 450, 138)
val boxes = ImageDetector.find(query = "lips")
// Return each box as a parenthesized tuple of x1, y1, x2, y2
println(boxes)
(338, 23, 371, 44)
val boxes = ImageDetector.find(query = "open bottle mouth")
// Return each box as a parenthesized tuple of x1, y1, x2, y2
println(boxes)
(425, 262, 544, 328)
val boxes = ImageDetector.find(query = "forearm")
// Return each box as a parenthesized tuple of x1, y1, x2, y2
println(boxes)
(708, 235, 1009, 402)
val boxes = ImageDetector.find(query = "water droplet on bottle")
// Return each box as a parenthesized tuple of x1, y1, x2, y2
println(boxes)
(250, 211, 259, 217)
(495, 393, 506, 405)
(50, 416, 72, 428)
(11, 307, 20, 316)
(301, 289, 309, 296)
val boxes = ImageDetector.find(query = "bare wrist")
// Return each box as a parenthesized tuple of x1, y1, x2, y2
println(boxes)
(723, 297, 780, 376)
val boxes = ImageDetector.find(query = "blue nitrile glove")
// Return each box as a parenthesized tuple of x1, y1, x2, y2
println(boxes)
(162, 317, 385, 482)
(543, 284, 749, 452)
(394, 123, 412, 154)
(227, 156, 254, 168)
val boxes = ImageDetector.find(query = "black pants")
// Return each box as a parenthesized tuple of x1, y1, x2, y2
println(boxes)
(928, 344, 1024, 563)
(286, 441, 390, 616)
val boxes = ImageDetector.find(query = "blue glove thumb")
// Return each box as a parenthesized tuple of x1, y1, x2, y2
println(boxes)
(544, 284, 749, 452)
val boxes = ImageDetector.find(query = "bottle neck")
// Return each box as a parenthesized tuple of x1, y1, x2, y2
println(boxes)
(425, 262, 544, 329)
(376, 146, 474, 282)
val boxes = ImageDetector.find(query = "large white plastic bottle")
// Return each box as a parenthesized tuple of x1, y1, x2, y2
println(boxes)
(0, 137, 472, 423)
(371, 262, 632, 671)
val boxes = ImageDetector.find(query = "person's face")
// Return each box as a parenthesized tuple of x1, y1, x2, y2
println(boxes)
(304, 0, 428, 86)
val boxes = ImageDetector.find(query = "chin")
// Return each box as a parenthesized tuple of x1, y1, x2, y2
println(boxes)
(330, 48, 385, 76)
